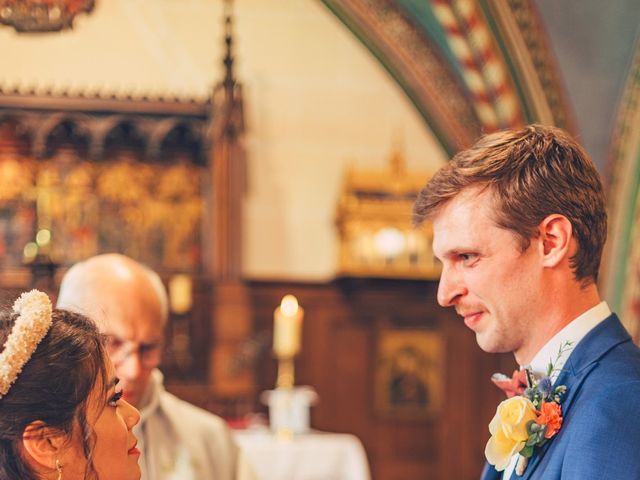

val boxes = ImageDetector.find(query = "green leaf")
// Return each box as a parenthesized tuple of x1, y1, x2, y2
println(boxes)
(529, 423, 542, 434)
(520, 445, 534, 458)
(539, 425, 547, 438)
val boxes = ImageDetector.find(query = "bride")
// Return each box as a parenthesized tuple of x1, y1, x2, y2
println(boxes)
(0, 290, 141, 480)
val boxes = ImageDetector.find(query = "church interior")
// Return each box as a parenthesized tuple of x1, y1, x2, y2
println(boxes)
(1, 1, 640, 479)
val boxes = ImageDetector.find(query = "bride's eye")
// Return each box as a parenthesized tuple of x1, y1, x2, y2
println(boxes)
(109, 390, 124, 407)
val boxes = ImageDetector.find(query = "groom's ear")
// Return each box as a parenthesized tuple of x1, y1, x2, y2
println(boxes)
(21, 421, 67, 471)
(538, 214, 573, 268)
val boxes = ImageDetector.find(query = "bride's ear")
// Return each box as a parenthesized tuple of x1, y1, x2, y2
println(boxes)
(21, 421, 67, 472)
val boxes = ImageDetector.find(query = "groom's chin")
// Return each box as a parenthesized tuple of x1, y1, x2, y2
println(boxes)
(475, 332, 511, 355)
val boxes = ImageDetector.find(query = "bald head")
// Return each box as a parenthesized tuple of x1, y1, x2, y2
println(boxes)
(57, 254, 168, 407)
(58, 254, 168, 326)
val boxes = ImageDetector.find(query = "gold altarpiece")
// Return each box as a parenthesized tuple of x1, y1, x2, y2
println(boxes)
(0, 113, 205, 273)
(336, 150, 440, 280)
(0, 69, 253, 416)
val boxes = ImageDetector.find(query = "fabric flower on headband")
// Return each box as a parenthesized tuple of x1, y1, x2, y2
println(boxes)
(0, 290, 53, 398)
(485, 343, 571, 476)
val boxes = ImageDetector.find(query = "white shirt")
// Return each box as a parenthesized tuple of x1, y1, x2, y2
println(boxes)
(136, 369, 255, 480)
(502, 301, 611, 479)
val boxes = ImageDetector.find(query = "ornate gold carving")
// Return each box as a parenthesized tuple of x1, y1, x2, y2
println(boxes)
(0, 149, 204, 271)
(0, 0, 94, 33)
(336, 148, 440, 279)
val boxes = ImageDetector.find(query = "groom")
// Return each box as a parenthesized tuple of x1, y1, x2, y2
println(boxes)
(413, 124, 640, 479)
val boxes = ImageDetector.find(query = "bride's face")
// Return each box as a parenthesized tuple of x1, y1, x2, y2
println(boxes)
(63, 356, 141, 480)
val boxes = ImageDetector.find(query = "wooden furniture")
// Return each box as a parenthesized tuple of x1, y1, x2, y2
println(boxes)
(247, 279, 514, 480)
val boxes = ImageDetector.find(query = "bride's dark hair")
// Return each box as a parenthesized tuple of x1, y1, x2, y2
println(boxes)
(0, 308, 108, 480)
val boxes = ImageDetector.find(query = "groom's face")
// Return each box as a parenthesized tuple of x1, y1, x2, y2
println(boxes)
(432, 187, 542, 357)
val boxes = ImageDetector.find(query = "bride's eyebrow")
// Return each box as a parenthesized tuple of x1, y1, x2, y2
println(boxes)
(104, 376, 120, 394)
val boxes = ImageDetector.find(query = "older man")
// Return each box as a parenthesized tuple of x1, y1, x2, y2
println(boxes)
(57, 254, 254, 480)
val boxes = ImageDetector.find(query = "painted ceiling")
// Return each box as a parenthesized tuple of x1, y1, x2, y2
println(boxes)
(321, 0, 576, 154)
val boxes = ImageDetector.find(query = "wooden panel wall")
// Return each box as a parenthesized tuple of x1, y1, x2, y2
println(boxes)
(0, 270, 516, 479)
(248, 279, 515, 480)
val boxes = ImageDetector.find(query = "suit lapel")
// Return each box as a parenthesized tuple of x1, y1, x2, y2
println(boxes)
(511, 314, 630, 480)
(515, 363, 595, 480)
(480, 463, 500, 480)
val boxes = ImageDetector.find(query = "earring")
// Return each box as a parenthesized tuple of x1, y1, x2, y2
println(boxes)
(55, 459, 63, 480)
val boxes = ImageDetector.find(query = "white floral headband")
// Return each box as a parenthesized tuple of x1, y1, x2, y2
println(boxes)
(0, 290, 53, 399)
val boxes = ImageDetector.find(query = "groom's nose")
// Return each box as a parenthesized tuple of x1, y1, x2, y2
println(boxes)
(437, 265, 467, 307)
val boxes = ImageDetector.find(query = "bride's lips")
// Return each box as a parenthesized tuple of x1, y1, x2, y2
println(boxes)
(128, 441, 140, 456)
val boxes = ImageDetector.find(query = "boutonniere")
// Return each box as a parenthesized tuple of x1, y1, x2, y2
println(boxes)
(485, 342, 572, 476)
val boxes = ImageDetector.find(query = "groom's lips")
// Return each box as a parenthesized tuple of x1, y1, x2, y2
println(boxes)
(462, 311, 484, 329)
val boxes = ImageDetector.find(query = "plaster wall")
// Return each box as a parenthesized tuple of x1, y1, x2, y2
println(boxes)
(0, 0, 447, 280)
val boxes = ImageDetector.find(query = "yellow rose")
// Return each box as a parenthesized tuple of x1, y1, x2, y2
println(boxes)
(485, 396, 537, 471)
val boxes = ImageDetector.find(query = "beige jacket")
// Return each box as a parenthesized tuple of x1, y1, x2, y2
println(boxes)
(136, 370, 255, 480)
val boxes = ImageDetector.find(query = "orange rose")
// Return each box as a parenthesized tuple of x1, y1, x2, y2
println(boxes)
(536, 401, 563, 439)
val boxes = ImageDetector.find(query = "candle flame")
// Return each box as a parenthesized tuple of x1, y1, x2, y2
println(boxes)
(280, 294, 299, 316)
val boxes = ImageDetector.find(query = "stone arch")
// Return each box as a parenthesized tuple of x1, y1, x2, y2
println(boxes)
(154, 120, 205, 166)
(101, 117, 148, 161)
(38, 114, 92, 159)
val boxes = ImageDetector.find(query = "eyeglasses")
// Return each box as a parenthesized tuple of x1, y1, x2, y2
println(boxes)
(104, 335, 163, 368)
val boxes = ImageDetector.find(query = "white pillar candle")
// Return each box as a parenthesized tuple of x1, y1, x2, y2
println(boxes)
(273, 294, 304, 358)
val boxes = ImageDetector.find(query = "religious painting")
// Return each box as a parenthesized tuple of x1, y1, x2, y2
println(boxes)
(374, 328, 444, 419)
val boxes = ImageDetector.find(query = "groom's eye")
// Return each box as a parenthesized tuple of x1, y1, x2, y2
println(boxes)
(459, 253, 479, 265)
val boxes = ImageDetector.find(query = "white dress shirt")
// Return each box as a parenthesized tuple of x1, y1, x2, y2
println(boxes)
(136, 369, 255, 480)
(502, 301, 611, 479)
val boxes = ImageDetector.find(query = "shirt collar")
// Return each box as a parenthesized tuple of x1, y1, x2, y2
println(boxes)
(526, 301, 611, 381)
(138, 368, 164, 422)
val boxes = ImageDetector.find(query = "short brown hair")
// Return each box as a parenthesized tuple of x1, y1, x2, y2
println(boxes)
(413, 124, 607, 284)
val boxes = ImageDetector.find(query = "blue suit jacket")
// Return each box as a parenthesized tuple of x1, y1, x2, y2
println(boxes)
(480, 314, 640, 480)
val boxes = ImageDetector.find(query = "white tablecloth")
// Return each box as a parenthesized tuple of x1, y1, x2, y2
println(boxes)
(233, 429, 371, 480)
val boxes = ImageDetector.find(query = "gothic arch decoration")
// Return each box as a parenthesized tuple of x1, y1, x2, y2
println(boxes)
(321, 0, 576, 154)
(0, 97, 210, 272)
(481, 0, 576, 131)
(40, 115, 92, 158)
(322, 0, 481, 155)
(431, 0, 524, 130)
(150, 119, 205, 165)
(103, 119, 147, 157)
(602, 39, 640, 343)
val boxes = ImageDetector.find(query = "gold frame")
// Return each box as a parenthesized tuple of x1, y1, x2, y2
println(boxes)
(374, 328, 444, 419)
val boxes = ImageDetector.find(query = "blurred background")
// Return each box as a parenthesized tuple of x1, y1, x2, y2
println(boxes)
(1, 1, 639, 478)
